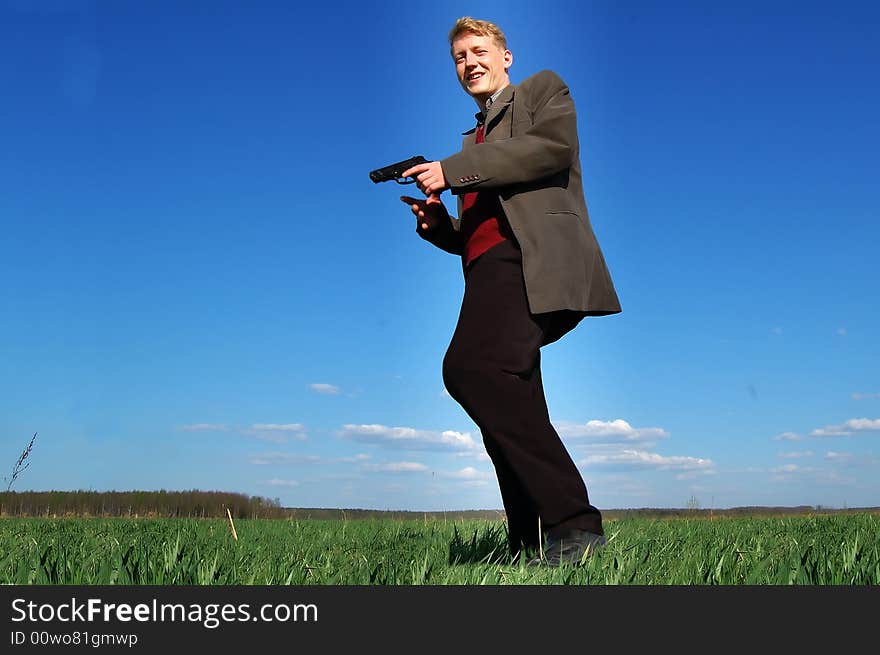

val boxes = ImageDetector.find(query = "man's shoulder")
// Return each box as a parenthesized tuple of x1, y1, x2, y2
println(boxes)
(516, 69, 568, 96)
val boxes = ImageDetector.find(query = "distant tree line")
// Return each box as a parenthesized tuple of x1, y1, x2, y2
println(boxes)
(0, 490, 287, 518)
(604, 506, 880, 520)
(266, 505, 880, 521)
(1, 491, 877, 520)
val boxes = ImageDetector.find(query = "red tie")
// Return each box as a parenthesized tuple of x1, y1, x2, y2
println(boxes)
(461, 123, 484, 212)
(459, 121, 511, 267)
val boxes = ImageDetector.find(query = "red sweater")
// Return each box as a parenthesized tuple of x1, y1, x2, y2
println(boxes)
(459, 124, 513, 267)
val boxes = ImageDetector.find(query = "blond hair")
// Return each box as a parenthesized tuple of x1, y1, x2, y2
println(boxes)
(448, 17, 508, 52)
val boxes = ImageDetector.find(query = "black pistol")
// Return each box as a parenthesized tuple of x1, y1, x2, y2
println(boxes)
(369, 155, 428, 184)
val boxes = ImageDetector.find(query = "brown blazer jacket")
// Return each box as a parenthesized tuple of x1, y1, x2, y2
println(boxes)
(419, 69, 621, 321)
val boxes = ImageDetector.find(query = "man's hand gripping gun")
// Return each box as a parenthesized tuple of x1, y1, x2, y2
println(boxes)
(369, 156, 428, 184)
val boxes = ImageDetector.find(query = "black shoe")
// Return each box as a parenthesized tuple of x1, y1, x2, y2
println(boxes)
(527, 529, 606, 567)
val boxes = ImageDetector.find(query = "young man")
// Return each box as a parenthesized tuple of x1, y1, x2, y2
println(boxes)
(400, 17, 621, 566)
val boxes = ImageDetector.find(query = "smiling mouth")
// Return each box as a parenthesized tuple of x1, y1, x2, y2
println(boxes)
(467, 72, 485, 84)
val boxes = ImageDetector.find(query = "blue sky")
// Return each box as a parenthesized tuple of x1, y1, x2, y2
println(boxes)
(2, 0, 878, 511)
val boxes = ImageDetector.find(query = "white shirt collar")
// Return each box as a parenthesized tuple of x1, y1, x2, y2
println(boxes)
(476, 85, 509, 125)
(485, 85, 508, 110)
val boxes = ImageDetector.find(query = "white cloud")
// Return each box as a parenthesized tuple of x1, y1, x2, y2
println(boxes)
(339, 424, 479, 451)
(248, 453, 321, 466)
(769, 463, 818, 480)
(852, 392, 880, 400)
(309, 383, 341, 395)
(438, 467, 492, 481)
(337, 454, 371, 463)
(179, 424, 228, 432)
(554, 419, 669, 444)
(252, 423, 305, 432)
(363, 461, 429, 473)
(245, 423, 308, 443)
(773, 432, 803, 442)
(810, 418, 880, 437)
(675, 470, 716, 481)
(459, 479, 491, 488)
(825, 451, 853, 462)
(579, 449, 714, 473)
(262, 479, 300, 487)
(778, 451, 814, 459)
(770, 464, 802, 474)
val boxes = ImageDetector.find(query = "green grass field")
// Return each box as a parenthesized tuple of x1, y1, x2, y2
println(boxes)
(2, 513, 878, 584)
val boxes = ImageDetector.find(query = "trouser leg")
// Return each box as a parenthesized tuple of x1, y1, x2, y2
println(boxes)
(442, 241, 603, 556)
(482, 435, 541, 555)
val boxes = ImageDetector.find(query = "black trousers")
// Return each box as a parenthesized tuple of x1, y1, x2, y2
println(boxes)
(443, 239, 603, 557)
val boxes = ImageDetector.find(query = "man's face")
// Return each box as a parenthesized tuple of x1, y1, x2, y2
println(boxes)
(452, 33, 512, 103)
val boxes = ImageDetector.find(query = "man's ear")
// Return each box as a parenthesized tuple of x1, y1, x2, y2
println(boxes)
(504, 49, 513, 72)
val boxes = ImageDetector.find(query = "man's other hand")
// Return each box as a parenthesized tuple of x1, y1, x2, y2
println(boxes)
(401, 160, 449, 195)
(400, 194, 449, 231)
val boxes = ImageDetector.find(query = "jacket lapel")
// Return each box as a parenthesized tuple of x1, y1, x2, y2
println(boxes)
(483, 84, 515, 136)
(459, 83, 517, 146)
